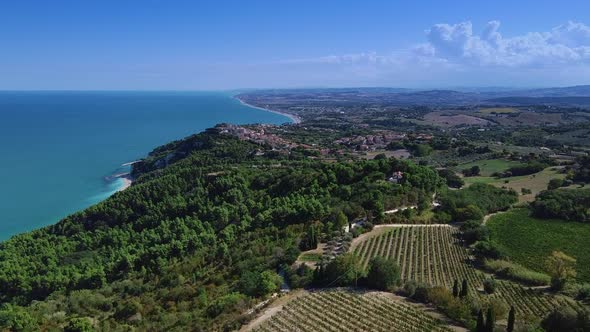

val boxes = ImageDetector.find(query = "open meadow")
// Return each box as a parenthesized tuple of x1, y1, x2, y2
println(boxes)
(463, 167, 566, 202)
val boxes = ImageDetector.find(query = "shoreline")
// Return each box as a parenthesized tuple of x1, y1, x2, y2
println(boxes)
(118, 176, 133, 191)
(235, 96, 302, 124)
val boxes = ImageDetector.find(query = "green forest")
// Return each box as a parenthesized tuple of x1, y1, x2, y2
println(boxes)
(0, 129, 443, 331)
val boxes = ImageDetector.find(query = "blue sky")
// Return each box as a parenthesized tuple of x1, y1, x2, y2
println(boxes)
(2, 0, 590, 89)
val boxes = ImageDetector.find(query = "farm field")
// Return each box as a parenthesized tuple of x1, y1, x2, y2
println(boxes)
(487, 208, 590, 282)
(478, 107, 518, 114)
(249, 290, 458, 332)
(455, 158, 524, 177)
(351, 225, 585, 317)
(463, 167, 566, 202)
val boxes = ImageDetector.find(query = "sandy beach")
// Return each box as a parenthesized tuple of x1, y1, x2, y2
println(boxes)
(235, 96, 302, 124)
(119, 177, 132, 191)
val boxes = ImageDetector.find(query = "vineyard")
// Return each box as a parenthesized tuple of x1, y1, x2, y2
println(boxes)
(352, 225, 585, 317)
(250, 290, 456, 332)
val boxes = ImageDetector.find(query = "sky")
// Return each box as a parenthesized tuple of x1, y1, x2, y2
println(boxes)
(2, 0, 590, 89)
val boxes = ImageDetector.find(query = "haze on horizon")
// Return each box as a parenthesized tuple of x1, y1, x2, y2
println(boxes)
(2, 0, 590, 90)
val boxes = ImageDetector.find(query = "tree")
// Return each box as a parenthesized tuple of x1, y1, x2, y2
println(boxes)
(541, 306, 578, 332)
(483, 277, 497, 294)
(486, 307, 495, 332)
(335, 211, 348, 229)
(0, 304, 38, 332)
(546, 251, 577, 290)
(460, 279, 468, 298)
(452, 279, 459, 298)
(367, 257, 400, 291)
(547, 178, 564, 190)
(258, 271, 283, 296)
(323, 254, 365, 287)
(64, 318, 94, 332)
(476, 310, 485, 332)
(239, 270, 282, 297)
(507, 306, 515, 332)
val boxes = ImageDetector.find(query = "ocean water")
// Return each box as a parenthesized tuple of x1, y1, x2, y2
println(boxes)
(0, 91, 290, 241)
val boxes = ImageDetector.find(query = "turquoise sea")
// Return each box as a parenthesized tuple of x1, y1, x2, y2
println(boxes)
(0, 91, 290, 241)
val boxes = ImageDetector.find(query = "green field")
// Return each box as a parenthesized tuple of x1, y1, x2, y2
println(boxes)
(464, 167, 566, 202)
(299, 252, 322, 262)
(456, 158, 524, 177)
(487, 208, 590, 282)
(478, 107, 519, 114)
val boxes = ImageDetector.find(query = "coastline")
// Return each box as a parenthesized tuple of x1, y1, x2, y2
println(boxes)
(235, 96, 302, 124)
(118, 176, 133, 191)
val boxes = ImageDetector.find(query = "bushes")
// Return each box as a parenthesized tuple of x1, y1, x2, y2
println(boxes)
(506, 162, 546, 176)
(473, 241, 504, 260)
(547, 178, 565, 190)
(239, 270, 282, 297)
(483, 278, 497, 294)
(462, 223, 490, 245)
(462, 166, 481, 177)
(366, 257, 400, 291)
(206, 293, 247, 318)
(530, 189, 590, 222)
(437, 169, 464, 189)
(541, 306, 590, 332)
(317, 254, 365, 287)
(437, 183, 517, 223)
(483, 259, 550, 286)
(0, 304, 38, 332)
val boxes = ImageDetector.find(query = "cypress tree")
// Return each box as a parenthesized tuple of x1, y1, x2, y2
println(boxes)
(486, 307, 495, 332)
(476, 310, 485, 332)
(452, 279, 459, 297)
(460, 279, 468, 298)
(507, 306, 515, 332)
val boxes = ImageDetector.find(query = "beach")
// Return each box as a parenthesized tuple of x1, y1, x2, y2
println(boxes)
(118, 176, 133, 191)
(235, 96, 302, 124)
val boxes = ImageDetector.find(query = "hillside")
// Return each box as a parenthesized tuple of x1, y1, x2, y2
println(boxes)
(0, 127, 443, 331)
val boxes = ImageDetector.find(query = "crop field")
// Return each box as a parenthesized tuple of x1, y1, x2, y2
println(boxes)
(463, 167, 566, 202)
(455, 158, 524, 177)
(487, 208, 590, 282)
(421, 112, 493, 127)
(478, 107, 518, 114)
(251, 290, 455, 332)
(351, 225, 585, 317)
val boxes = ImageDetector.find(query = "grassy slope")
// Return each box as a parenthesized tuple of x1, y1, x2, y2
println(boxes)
(456, 158, 524, 177)
(464, 167, 565, 202)
(487, 208, 590, 282)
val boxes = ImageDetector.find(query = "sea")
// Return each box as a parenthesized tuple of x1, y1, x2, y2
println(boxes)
(0, 91, 291, 241)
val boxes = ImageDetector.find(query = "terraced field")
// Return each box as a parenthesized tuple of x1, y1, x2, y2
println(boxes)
(352, 225, 585, 317)
(251, 290, 455, 332)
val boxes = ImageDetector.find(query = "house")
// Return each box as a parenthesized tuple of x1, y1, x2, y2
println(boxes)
(388, 171, 404, 183)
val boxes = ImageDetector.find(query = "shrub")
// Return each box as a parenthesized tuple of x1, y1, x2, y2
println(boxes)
(473, 241, 504, 260)
(367, 257, 400, 291)
(541, 306, 579, 332)
(483, 278, 497, 294)
(575, 283, 590, 303)
(206, 293, 246, 318)
(402, 280, 418, 297)
(531, 189, 590, 222)
(547, 178, 564, 190)
(0, 304, 38, 332)
(64, 318, 94, 332)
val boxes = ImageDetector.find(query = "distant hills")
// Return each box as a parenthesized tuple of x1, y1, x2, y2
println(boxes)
(243, 85, 590, 107)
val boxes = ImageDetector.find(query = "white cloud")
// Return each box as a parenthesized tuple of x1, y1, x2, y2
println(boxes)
(422, 20, 590, 67)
